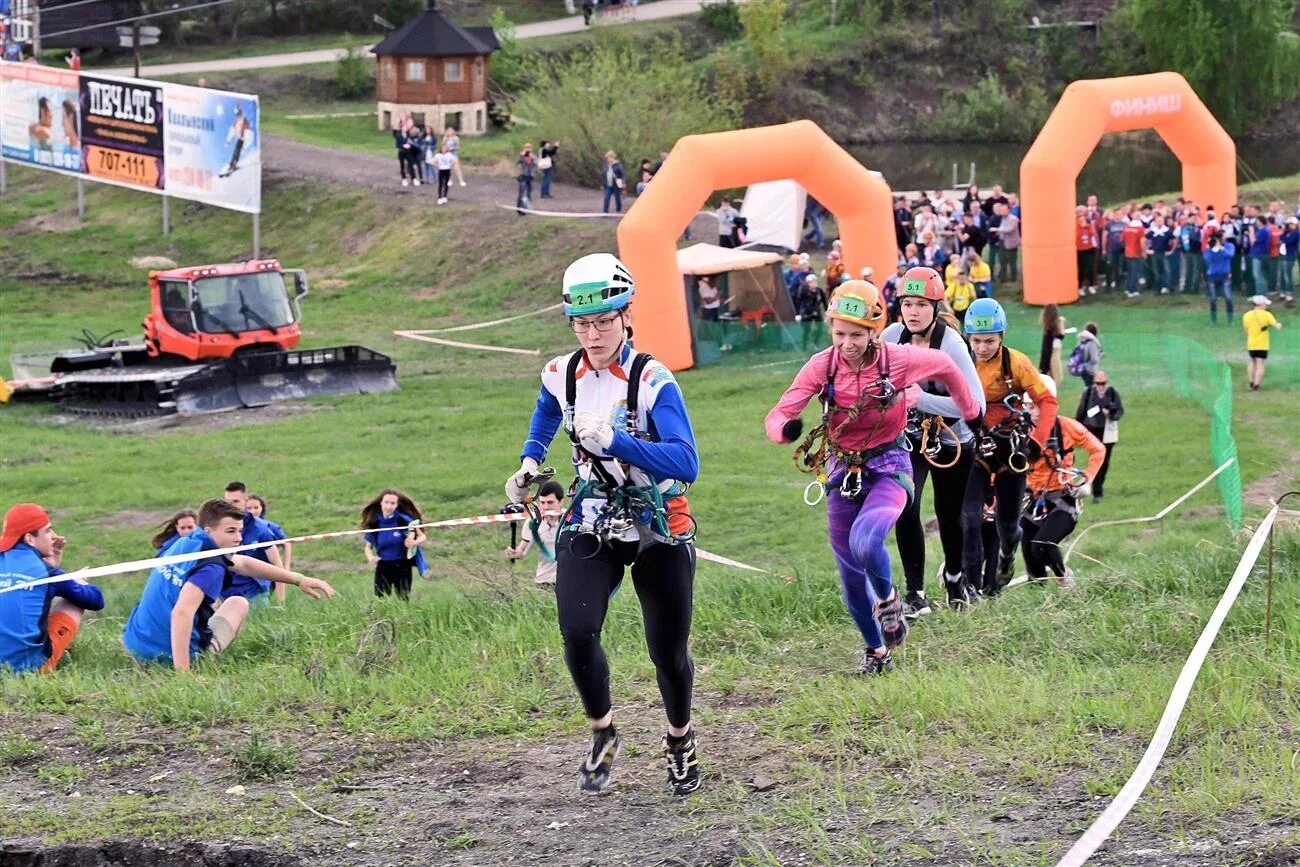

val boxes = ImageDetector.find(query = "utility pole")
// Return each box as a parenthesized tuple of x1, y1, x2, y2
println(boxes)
(31, 0, 41, 57)
(133, 21, 141, 78)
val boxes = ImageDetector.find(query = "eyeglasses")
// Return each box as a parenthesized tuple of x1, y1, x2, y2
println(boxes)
(570, 314, 622, 333)
(1094, 380, 1108, 386)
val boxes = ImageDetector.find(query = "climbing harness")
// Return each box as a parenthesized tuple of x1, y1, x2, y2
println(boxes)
(560, 350, 696, 557)
(793, 344, 903, 505)
(895, 318, 963, 469)
(1023, 420, 1087, 522)
(972, 345, 1035, 474)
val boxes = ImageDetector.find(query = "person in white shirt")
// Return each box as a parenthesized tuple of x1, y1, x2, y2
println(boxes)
(505, 482, 565, 586)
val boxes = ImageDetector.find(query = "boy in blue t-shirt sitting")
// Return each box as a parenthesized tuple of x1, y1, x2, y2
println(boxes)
(122, 498, 333, 671)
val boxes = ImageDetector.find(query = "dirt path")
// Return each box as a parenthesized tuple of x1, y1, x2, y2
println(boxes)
(265, 133, 625, 217)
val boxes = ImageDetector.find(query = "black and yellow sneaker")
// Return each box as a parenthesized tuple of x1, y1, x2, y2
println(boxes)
(662, 729, 702, 796)
(578, 725, 620, 793)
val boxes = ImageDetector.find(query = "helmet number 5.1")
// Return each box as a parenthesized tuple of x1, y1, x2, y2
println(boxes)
(901, 278, 928, 295)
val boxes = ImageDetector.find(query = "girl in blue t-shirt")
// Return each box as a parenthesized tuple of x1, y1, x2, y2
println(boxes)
(248, 494, 291, 603)
(360, 489, 428, 600)
(150, 508, 198, 556)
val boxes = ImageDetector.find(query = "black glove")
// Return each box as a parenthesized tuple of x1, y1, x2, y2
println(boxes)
(1024, 439, 1043, 462)
(966, 410, 985, 431)
(782, 418, 804, 442)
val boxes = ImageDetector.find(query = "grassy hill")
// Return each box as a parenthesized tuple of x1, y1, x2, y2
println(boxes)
(0, 164, 1297, 865)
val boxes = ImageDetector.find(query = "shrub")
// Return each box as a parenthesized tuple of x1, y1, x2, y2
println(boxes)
(335, 46, 373, 100)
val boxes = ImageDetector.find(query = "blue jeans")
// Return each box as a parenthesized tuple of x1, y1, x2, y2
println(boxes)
(1181, 250, 1201, 293)
(1207, 276, 1233, 322)
(1251, 257, 1268, 294)
(1282, 257, 1297, 296)
(1167, 250, 1181, 292)
(976, 281, 993, 298)
(1106, 250, 1124, 291)
(1149, 253, 1167, 290)
(804, 214, 824, 247)
(540, 167, 554, 197)
(603, 184, 622, 213)
(1125, 257, 1142, 294)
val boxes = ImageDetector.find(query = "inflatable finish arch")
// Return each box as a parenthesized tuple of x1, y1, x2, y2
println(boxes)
(617, 121, 898, 371)
(1021, 72, 1236, 305)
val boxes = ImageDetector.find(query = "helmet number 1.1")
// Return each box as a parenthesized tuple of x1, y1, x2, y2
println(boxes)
(835, 295, 867, 318)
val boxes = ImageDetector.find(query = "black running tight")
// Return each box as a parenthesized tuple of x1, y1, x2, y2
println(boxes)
(961, 467, 1027, 591)
(1020, 509, 1076, 578)
(555, 535, 696, 728)
(894, 445, 972, 593)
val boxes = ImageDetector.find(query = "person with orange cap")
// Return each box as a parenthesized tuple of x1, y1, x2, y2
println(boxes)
(766, 281, 982, 674)
(0, 503, 105, 674)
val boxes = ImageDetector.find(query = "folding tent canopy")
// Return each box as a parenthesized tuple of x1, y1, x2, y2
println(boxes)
(675, 243, 795, 322)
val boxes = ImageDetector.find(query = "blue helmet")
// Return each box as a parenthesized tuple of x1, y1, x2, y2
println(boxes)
(562, 253, 635, 317)
(964, 298, 1007, 334)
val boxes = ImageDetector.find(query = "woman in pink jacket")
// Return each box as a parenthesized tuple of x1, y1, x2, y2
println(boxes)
(766, 280, 982, 674)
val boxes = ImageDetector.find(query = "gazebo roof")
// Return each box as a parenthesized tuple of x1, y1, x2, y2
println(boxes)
(370, 1, 500, 58)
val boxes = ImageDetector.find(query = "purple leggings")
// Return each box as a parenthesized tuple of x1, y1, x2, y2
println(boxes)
(825, 456, 912, 650)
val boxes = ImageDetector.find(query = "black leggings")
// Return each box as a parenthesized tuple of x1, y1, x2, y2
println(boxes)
(555, 534, 696, 728)
(961, 465, 1027, 591)
(1094, 442, 1115, 498)
(894, 443, 973, 593)
(437, 168, 451, 199)
(1020, 508, 1076, 578)
(374, 559, 413, 599)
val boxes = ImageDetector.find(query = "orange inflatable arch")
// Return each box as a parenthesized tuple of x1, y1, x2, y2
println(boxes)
(617, 121, 898, 371)
(1021, 72, 1236, 305)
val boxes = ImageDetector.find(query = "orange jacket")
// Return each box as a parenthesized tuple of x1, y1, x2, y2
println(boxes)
(975, 346, 1059, 447)
(1026, 417, 1104, 494)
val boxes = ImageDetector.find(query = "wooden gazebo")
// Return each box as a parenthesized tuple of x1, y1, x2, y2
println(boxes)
(371, 0, 499, 135)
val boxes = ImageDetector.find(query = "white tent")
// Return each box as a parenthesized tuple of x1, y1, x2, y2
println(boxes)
(739, 180, 807, 252)
(675, 243, 795, 321)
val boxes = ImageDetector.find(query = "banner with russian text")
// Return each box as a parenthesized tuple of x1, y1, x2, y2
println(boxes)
(163, 83, 261, 214)
(0, 62, 83, 174)
(79, 72, 165, 191)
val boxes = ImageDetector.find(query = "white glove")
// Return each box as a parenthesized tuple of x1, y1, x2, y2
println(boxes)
(573, 411, 615, 452)
(505, 457, 539, 503)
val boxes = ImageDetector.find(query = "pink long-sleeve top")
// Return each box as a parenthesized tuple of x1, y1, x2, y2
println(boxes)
(766, 344, 981, 452)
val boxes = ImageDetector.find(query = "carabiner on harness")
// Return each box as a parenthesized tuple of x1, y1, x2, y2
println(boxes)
(840, 467, 864, 499)
(803, 476, 827, 507)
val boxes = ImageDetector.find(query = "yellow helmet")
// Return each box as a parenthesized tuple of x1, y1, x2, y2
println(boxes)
(827, 280, 887, 332)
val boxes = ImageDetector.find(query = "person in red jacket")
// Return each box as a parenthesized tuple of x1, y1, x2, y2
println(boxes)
(1019, 377, 1104, 587)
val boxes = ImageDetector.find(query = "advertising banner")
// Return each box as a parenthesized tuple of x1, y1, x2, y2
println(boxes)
(0, 63, 83, 173)
(78, 72, 164, 190)
(162, 83, 260, 214)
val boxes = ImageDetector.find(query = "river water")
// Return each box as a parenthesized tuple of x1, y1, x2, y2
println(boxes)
(850, 135, 1299, 204)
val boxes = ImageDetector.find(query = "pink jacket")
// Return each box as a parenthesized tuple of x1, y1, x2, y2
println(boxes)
(766, 345, 980, 453)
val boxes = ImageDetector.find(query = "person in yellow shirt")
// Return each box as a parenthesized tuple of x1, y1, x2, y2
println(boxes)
(1242, 295, 1282, 391)
(967, 252, 993, 298)
(946, 270, 977, 314)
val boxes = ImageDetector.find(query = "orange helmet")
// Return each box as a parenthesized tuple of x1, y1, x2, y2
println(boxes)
(899, 266, 946, 302)
(827, 280, 887, 332)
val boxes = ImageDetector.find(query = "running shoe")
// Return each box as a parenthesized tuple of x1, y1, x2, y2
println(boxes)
(578, 725, 620, 793)
(1055, 567, 1077, 590)
(662, 729, 702, 796)
(858, 648, 893, 675)
(876, 591, 908, 648)
(944, 572, 969, 610)
(998, 551, 1016, 583)
(902, 590, 931, 620)
(965, 580, 984, 604)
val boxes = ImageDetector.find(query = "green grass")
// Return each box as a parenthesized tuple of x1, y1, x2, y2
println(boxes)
(1, 164, 1297, 861)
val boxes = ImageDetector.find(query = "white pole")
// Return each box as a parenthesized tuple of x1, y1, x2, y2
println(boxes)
(77, 177, 85, 219)
(0, 158, 7, 195)
(162, 193, 170, 234)
(253, 213, 260, 258)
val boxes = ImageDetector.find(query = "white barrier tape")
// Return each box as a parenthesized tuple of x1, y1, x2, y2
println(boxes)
(494, 204, 624, 219)
(403, 303, 563, 335)
(1054, 505, 1279, 867)
(1063, 458, 1236, 563)
(696, 548, 795, 581)
(0, 510, 542, 596)
(2, 511, 787, 595)
(394, 331, 540, 356)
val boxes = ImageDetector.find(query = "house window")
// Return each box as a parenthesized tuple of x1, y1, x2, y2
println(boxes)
(475, 57, 484, 80)
(445, 59, 463, 82)
(382, 59, 393, 82)
(405, 60, 426, 82)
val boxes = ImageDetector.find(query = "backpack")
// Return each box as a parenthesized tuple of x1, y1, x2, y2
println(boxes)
(1067, 342, 1088, 377)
